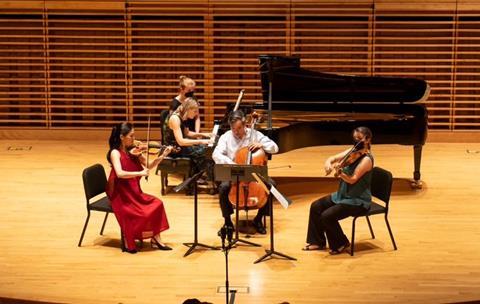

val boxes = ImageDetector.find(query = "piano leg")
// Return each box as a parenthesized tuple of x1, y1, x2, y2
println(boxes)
(412, 145, 423, 189)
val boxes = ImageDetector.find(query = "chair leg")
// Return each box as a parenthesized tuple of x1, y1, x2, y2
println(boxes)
(384, 215, 398, 250)
(78, 212, 91, 247)
(350, 217, 357, 256)
(161, 172, 166, 196)
(366, 216, 375, 239)
(100, 212, 109, 235)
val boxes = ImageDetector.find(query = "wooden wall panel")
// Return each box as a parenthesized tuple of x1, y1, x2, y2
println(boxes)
(0, 3, 46, 127)
(0, 0, 479, 132)
(210, 1, 290, 125)
(291, 1, 373, 74)
(455, 3, 480, 130)
(127, 1, 208, 131)
(374, 4, 456, 130)
(45, 7, 127, 128)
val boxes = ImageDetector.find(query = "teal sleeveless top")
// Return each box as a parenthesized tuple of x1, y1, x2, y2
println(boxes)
(331, 153, 374, 210)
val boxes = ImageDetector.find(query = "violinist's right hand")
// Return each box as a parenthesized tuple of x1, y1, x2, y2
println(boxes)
(140, 168, 149, 177)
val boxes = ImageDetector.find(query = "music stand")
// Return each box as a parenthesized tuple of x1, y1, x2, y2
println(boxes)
(214, 164, 268, 247)
(251, 173, 297, 264)
(174, 169, 219, 257)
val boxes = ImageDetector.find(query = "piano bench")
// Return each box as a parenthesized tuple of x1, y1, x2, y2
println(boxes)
(155, 157, 193, 195)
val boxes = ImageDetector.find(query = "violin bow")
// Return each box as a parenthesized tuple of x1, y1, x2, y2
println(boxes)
(145, 114, 151, 181)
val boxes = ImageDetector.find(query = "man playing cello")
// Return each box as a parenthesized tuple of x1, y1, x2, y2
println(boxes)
(212, 110, 279, 235)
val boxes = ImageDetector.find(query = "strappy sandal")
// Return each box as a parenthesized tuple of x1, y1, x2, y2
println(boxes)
(302, 244, 324, 251)
(329, 241, 350, 255)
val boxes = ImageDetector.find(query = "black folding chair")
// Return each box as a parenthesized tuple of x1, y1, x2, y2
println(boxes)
(350, 166, 398, 256)
(78, 163, 115, 247)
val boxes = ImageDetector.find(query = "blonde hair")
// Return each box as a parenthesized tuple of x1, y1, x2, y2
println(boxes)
(174, 97, 199, 119)
(179, 75, 195, 90)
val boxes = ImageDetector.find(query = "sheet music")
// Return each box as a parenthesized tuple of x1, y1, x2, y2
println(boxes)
(270, 186, 291, 209)
(252, 172, 291, 209)
(208, 124, 219, 147)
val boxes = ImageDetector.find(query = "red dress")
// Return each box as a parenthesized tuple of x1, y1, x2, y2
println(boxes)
(106, 150, 169, 250)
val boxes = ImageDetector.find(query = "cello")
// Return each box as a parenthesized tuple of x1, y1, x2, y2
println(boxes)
(228, 112, 269, 210)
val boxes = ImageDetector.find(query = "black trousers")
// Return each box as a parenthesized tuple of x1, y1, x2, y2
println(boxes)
(306, 195, 366, 251)
(218, 181, 270, 221)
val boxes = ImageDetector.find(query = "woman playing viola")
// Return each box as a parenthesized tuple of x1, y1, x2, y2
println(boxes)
(106, 122, 173, 253)
(303, 126, 374, 255)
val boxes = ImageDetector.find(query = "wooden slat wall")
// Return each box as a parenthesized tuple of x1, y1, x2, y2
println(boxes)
(456, 2, 480, 130)
(374, 2, 456, 130)
(127, 1, 208, 131)
(0, 1, 45, 127)
(292, 1, 373, 75)
(46, 1, 127, 129)
(1, 0, 480, 131)
(210, 1, 289, 127)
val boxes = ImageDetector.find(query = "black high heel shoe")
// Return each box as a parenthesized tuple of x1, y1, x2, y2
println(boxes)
(121, 242, 137, 254)
(151, 238, 172, 251)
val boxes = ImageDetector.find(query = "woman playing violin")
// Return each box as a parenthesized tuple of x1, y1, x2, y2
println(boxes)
(212, 110, 279, 234)
(303, 126, 374, 255)
(106, 122, 173, 253)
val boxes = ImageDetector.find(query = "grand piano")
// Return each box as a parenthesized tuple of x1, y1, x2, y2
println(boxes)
(250, 55, 430, 188)
(213, 55, 429, 187)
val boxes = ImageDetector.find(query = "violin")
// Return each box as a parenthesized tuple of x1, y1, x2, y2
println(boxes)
(129, 140, 179, 157)
(228, 112, 269, 210)
(326, 140, 369, 177)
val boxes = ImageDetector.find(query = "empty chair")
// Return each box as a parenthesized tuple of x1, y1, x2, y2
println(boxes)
(78, 163, 116, 247)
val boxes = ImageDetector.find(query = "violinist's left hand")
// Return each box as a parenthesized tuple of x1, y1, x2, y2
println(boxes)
(248, 142, 263, 151)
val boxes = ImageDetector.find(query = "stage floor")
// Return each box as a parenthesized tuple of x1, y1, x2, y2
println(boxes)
(0, 140, 479, 304)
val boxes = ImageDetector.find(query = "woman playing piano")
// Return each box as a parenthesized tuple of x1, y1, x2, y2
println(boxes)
(303, 126, 374, 255)
(164, 97, 213, 179)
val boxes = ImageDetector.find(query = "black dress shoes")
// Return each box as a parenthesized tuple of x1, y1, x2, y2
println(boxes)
(217, 223, 235, 238)
(253, 219, 267, 235)
(121, 242, 138, 254)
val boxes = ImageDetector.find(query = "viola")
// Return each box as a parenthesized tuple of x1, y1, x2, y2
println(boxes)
(228, 112, 269, 210)
(327, 140, 369, 177)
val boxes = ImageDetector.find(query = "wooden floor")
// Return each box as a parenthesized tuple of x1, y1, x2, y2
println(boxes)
(1, 140, 480, 304)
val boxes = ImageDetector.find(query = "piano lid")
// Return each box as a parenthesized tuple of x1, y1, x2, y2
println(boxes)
(259, 55, 430, 105)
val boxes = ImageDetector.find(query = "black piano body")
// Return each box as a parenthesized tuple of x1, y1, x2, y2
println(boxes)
(253, 55, 430, 187)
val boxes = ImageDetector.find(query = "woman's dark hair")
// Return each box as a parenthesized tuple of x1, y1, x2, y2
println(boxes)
(107, 122, 133, 164)
(228, 109, 246, 125)
(354, 126, 372, 140)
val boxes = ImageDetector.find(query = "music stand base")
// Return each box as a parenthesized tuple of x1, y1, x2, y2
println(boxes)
(231, 238, 261, 247)
(183, 242, 219, 257)
(254, 249, 297, 264)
